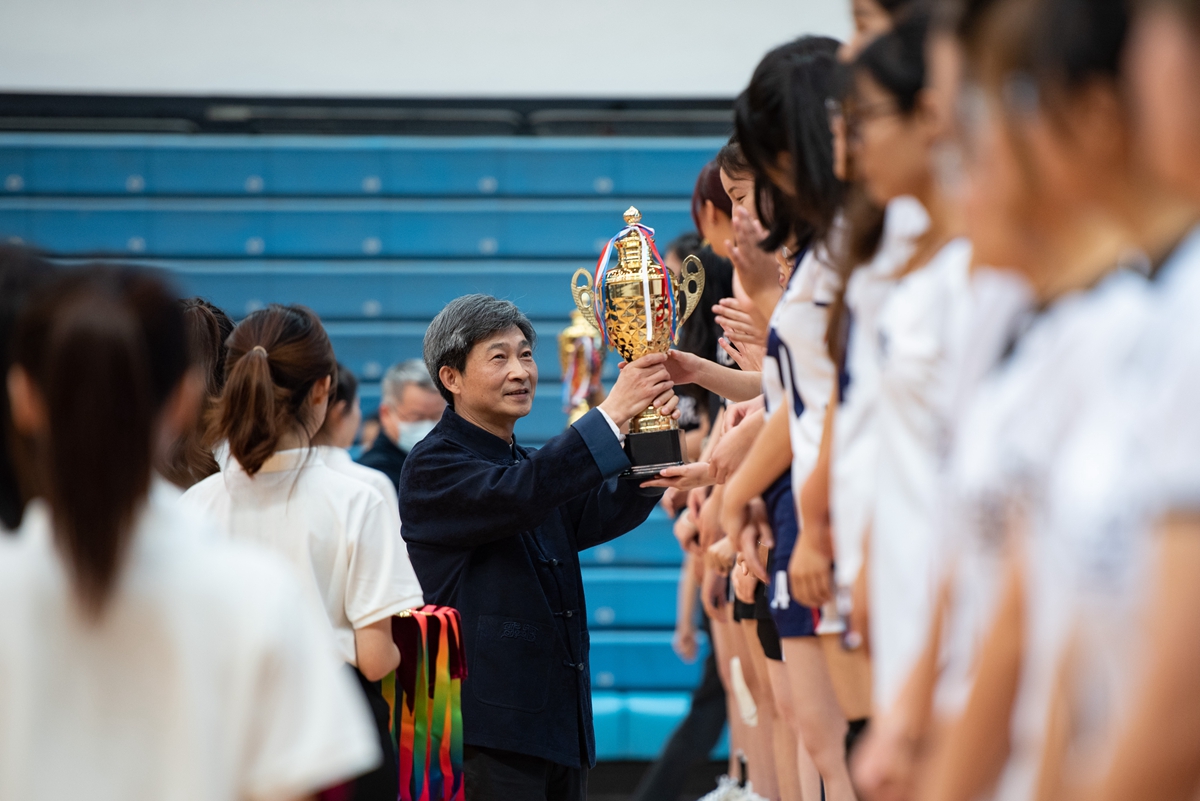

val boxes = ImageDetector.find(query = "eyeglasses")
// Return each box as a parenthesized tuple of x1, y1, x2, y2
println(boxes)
(840, 100, 903, 144)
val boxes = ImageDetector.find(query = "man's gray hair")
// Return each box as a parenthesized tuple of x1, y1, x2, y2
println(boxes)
(381, 358, 436, 405)
(423, 294, 537, 405)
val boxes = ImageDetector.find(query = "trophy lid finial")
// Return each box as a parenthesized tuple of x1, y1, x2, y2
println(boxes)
(623, 206, 641, 225)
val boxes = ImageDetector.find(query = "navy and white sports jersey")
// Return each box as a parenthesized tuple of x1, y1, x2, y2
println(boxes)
(832, 196, 929, 594)
(762, 244, 841, 495)
(869, 235, 972, 711)
(760, 239, 842, 634)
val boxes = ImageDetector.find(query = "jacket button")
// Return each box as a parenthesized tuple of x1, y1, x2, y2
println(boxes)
(576, 663, 585, 672)
(550, 558, 560, 567)
(564, 610, 573, 618)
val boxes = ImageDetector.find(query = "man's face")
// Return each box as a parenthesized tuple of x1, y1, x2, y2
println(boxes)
(444, 326, 537, 426)
(379, 382, 445, 444)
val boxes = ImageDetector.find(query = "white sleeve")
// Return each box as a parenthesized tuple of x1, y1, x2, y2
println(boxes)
(242, 567, 381, 800)
(345, 491, 426, 628)
(596, 407, 626, 443)
(1145, 337, 1200, 513)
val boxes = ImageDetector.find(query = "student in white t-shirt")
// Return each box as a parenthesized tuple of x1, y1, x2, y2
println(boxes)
(837, 12, 974, 715)
(1082, 2, 1200, 798)
(313, 361, 401, 508)
(1, 266, 380, 801)
(181, 304, 424, 801)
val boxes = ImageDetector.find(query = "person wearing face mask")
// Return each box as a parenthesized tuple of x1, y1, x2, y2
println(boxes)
(357, 358, 446, 494)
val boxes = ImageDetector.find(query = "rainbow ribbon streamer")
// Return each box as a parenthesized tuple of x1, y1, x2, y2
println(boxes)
(591, 222, 679, 348)
(382, 605, 467, 801)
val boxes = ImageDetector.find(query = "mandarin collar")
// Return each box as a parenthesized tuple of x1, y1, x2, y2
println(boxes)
(439, 407, 521, 462)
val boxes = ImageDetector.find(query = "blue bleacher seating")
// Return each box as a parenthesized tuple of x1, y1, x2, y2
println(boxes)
(579, 508, 682, 566)
(0, 132, 725, 763)
(582, 567, 679, 629)
(592, 691, 729, 760)
(590, 630, 707, 691)
(0, 134, 724, 197)
(152, 259, 605, 320)
(0, 197, 692, 259)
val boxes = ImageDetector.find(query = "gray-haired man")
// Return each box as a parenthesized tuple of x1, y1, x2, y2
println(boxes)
(399, 294, 678, 801)
(356, 358, 446, 493)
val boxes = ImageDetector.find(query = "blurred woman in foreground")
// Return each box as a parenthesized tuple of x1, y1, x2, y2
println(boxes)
(0, 266, 380, 800)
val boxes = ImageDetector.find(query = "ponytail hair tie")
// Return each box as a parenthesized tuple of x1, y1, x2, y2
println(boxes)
(251, 345, 268, 357)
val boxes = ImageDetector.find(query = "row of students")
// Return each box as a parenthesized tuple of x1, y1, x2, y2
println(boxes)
(0, 270, 425, 799)
(655, 2, 1200, 801)
(648, 2, 918, 798)
(0, 268, 393, 800)
(915, 3, 1200, 801)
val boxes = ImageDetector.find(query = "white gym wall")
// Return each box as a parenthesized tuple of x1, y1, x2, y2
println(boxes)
(0, 0, 852, 97)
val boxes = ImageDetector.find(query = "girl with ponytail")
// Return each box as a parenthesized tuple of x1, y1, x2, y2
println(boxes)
(181, 303, 424, 801)
(0, 266, 381, 800)
(159, 297, 235, 489)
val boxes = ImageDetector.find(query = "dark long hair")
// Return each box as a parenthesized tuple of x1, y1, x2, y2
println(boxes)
(215, 304, 336, 475)
(669, 236, 735, 426)
(715, 139, 753, 180)
(331, 360, 359, 408)
(691, 160, 734, 235)
(958, 0, 1128, 141)
(316, 361, 359, 441)
(0, 247, 54, 532)
(12, 265, 188, 614)
(854, 9, 932, 114)
(734, 36, 843, 252)
(160, 297, 235, 488)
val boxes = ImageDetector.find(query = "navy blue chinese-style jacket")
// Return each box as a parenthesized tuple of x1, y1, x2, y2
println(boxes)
(397, 406, 658, 768)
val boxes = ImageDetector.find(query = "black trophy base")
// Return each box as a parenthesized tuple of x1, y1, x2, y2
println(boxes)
(622, 428, 686, 496)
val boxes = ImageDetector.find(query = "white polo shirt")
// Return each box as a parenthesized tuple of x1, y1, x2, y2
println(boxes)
(869, 236, 972, 711)
(0, 480, 381, 801)
(180, 448, 424, 666)
(988, 269, 1150, 801)
(1025, 227, 1200, 785)
(831, 196, 930, 594)
(317, 445, 400, 509)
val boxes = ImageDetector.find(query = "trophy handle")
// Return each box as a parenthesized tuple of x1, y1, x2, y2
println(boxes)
(677, 255, 706, 332)
(571, 268, 603, 333)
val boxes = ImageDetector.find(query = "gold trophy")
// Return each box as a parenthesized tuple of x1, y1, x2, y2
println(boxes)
(570, 206, 705, 480)
(558, 309, 606, 426)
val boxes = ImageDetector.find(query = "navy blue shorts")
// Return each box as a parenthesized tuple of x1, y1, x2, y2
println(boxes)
(762, 472, 819, 638)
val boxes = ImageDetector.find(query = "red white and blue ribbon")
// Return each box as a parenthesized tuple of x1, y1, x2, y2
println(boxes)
(591, 222, 679, 348)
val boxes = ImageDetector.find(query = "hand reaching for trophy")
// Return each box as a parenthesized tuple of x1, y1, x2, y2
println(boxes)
(597, 353, 680, 432)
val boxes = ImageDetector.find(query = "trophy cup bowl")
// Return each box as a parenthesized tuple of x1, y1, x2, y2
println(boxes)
(570, 206, 705, 481)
